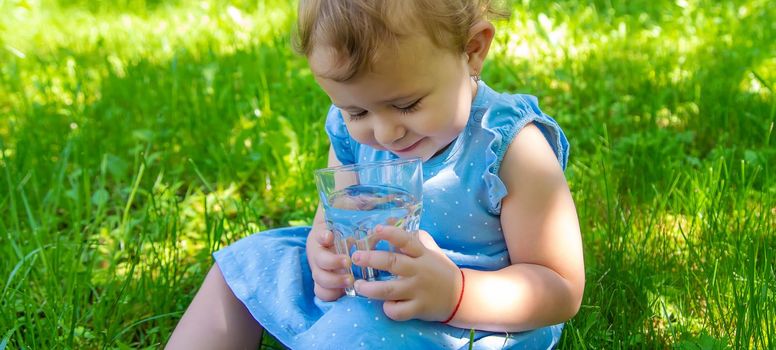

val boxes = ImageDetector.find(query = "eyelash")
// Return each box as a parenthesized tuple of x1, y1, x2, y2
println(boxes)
(399, 99, 422, 115)
(348, 98, 423, 121)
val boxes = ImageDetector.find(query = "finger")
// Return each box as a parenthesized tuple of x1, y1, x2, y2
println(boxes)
(383, 300, 419, 321)
(417, 230, 447, 256)
(372, 225, 424, 258)
(351, 250, 415, 276)
(354, 278, 413, 301)
(315, 249, 350, 271)
(417, 230, 441, 251)
(314, 283, 344, 302)
(315, 229, 334, 247)
(312, 268, 354, 290)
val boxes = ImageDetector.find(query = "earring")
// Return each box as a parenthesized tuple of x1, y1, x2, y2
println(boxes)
(471, 74, 480, 82)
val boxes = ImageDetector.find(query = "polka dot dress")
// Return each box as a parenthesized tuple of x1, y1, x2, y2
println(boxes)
(214, 82, 569, 349)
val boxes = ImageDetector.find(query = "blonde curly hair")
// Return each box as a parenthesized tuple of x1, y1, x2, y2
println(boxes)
(293, 0, 508, 81)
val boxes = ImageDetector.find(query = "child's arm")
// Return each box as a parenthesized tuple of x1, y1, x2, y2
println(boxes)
(306, 146, 353, 301)
(447, 122, 585, 331)
(353, 123, 584, 332)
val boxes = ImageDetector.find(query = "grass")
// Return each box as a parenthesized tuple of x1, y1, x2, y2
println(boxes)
(0, 0, 774, 348)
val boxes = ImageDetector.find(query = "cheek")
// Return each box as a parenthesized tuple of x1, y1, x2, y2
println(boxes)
(344, 123, 375, 145)
(416, 113, 447, 133)
(415, 106, 461, 135)
(418, 90, 469, 133)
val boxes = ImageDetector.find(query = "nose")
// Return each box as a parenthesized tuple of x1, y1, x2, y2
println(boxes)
(372, 115, 405, 146)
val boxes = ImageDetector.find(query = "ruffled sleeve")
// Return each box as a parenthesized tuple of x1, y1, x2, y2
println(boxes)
(481, 94, 569, 214)
(324, 105, 357, 165)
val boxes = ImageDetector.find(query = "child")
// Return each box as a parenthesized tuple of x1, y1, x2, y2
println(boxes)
(167, 0, 585, 349)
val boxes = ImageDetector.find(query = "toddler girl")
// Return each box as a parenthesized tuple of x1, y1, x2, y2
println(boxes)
(168, 0, 585, 349)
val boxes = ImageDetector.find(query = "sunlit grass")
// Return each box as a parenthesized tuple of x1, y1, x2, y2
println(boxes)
(1, 0, 774, 348)
(0, 0, 295, 145)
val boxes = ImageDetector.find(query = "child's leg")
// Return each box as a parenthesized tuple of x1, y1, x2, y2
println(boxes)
(166, 264, 263, 350)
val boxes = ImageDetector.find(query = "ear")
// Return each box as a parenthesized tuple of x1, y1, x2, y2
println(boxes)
(464, 20, 495, 77)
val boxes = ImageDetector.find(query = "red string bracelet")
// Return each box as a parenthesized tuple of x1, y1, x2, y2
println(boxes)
(442, 268, 465, 324)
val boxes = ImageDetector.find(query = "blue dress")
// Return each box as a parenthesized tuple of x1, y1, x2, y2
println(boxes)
(214, 82, 570, 349)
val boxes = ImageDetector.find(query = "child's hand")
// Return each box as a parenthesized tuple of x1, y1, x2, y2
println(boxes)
(306, 228, 352, 302)
(351, 226, 462, 322)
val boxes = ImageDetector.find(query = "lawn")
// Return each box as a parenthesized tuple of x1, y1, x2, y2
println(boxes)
(1, 0, 774, 348)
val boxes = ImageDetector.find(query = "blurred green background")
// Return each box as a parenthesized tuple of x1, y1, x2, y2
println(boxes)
(1, 0, 774, 348)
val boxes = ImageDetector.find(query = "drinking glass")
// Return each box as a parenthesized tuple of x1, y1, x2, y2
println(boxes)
(314, 157, 423, 296)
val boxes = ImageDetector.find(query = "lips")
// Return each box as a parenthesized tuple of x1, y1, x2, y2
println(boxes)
(393, 139, 423, 153)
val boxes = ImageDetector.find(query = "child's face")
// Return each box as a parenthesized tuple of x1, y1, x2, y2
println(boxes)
(310, 35, 476, 161)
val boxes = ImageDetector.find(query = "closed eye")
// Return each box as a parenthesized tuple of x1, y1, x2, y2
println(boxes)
(347, 110, 368, 121)
(396, 98, 423, 115)
(344, 97, 423, 121)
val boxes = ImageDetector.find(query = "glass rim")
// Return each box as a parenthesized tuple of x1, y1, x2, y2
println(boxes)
(314, 157, 422, 175)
